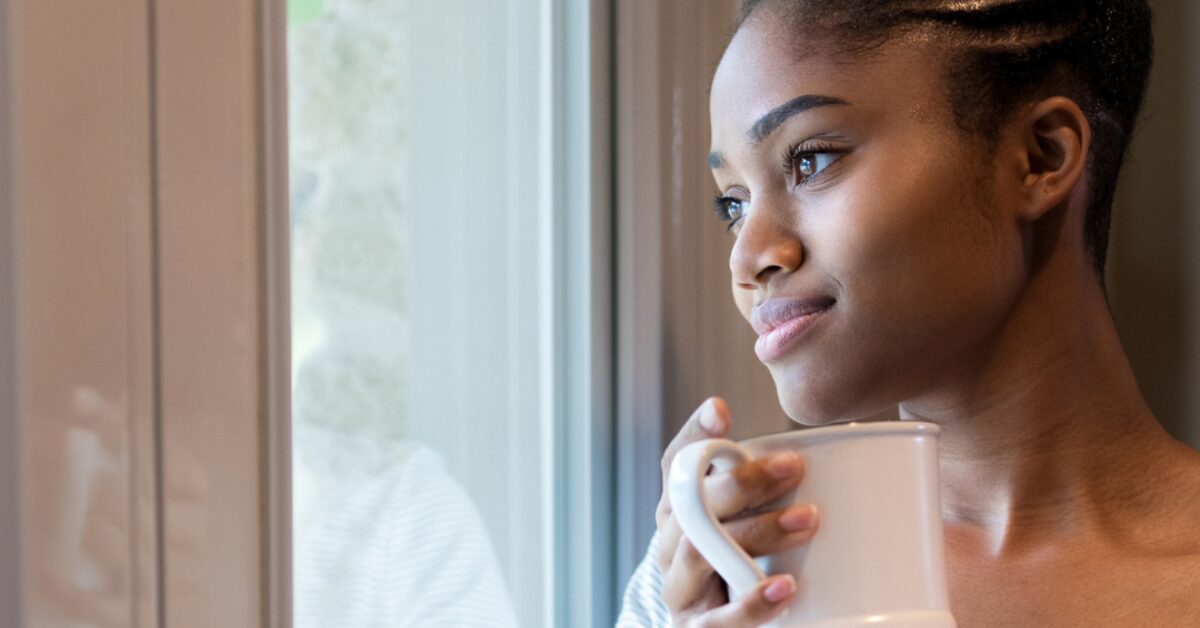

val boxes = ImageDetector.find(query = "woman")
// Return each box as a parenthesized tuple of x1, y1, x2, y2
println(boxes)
(619, 1, 1200, 626)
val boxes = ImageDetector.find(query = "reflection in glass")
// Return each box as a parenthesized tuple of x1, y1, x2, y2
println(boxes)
(288, 0, 527, 625)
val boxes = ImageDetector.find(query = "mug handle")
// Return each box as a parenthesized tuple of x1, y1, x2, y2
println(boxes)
(668, 438, 766, 599)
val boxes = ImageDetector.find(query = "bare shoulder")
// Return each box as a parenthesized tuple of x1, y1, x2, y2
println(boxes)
(1126, 548, 1200, 624)
(1050, 436, 1200, 624)
(946, 434, 1200, 626)
(1123, 436, 1200, 612)
(1125, 436, 1200, 550)
(1156, 437, 1200, 523)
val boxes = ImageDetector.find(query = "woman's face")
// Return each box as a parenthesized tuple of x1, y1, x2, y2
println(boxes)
(710, 16, 1030, 424)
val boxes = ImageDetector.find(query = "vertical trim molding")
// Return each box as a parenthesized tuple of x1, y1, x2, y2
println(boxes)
(257, 0, 292, 625)
(614, 0, 667, 588)
(557, 0, 616, 624)
(0, 0, 22, 621)
(144, 0, 167, 625)
(153, 0, 270, 623)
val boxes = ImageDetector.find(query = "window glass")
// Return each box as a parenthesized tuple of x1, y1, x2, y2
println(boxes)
(289, 1, 560, 625)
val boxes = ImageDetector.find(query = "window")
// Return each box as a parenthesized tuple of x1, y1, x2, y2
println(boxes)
(288, 1, 612, 625)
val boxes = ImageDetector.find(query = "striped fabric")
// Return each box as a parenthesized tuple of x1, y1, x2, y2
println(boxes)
(617, 532, 674, 627)
(294, 442, 519, 628)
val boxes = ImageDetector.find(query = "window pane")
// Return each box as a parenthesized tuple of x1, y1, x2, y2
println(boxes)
(288, 1, 563, 625)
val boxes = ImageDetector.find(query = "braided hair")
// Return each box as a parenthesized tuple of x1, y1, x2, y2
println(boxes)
(738, 0, 1153, 275)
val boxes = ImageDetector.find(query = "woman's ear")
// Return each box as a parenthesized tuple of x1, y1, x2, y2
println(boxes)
(1018, 96, 1090, 222)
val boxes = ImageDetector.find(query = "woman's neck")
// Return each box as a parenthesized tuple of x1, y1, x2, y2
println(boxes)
(899, 261, 1173, 557)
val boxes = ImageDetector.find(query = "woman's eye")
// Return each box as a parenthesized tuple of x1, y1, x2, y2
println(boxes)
(713, 196, 748, 231)
(797, 153, 837, 177)
(785, 146, 843, 184)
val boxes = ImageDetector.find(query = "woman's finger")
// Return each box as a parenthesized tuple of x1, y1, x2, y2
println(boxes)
(692, 575, 797, 628)
(657, 398, 732, 529)
(701, 451, 806, 518)
(657, 453, 811, 584)
(661, 534, 717, 612)
(661, 398, 731, 480)
(655, 514, 683, 572)
(661, 506, 817, 613)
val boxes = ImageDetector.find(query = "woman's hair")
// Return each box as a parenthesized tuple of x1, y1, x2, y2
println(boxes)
(738, 0, 1153, 276)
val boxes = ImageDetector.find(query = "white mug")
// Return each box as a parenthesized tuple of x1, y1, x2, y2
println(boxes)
(668, 421, 956, 627)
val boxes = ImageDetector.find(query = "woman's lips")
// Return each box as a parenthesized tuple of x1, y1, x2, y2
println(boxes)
(752, 297, 835, 363)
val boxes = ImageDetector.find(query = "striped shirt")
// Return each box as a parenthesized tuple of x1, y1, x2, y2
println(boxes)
(294, 442, 519, 628)
(617, 532, 674, 627)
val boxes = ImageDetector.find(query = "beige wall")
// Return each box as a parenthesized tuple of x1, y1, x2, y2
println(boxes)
(1109, 0, 1200, 446)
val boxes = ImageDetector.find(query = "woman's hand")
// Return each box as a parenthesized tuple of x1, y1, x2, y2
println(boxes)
(656, 398, 818, 627)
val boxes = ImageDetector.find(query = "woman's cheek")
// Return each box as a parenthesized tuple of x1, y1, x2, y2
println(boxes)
(732, 280, 754, 321)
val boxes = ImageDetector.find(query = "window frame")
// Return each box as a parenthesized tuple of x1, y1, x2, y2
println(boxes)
(283, 0, 618, 625)
(6, 0, 618, 625)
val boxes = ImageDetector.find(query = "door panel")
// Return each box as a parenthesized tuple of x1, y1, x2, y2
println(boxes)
(4, 0, 289, 626)
(11, 1, 156, 625)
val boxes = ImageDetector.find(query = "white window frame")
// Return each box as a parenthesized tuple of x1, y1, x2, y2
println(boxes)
(549, 1, 619, 624)
(395, 0, 617, 624)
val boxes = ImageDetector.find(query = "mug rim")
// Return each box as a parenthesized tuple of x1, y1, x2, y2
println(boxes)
(740, 419, 941, 450)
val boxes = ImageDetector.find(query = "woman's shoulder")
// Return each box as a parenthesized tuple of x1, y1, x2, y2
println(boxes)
(1116, 436, 1200, 606)
(1121, 436, 1200, 552)
(1147, 436, 1200, 523)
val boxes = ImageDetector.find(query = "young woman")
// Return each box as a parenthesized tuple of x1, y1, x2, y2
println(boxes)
(619, 1, 1200, 626)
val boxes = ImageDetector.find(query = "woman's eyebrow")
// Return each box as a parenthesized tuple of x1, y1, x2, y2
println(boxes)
(709, 94, 850, 170)
(748, 94, 850, 144)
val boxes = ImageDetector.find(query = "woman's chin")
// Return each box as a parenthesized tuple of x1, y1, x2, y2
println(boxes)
(775, 375, 897, 426)
(777, 395, 855, 426)
(783, 411, 857, 428)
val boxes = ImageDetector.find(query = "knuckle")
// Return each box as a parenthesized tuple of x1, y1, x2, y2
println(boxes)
(731, 460, 771, 491)
(705, 468, 767, 517)
(725, 517, 768, 553)
(727, 509, 814, 558)
(736, 461, 797, 507)
(744, 524, 788, 559)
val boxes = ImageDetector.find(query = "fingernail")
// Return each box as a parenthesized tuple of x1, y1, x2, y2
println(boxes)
(765, 452, 802, 479)
(778, 505, 817, 532)
(763, 575, 796, 603)
(699, 401, 724, 433)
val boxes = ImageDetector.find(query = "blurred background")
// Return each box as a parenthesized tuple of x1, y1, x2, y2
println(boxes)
(1108, 0, 1199, 447)
(2, 1, 1197, 627)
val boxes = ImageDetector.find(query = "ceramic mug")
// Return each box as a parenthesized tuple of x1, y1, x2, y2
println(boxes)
(668, 421, 956, 627)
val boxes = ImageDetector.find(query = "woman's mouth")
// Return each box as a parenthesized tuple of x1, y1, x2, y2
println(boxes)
(752, 297, 835, 363)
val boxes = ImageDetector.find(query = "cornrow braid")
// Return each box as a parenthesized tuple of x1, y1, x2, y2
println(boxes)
(738, 0, 1154, 275)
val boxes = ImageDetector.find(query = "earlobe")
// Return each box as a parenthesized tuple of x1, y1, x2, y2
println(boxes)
(1020, 96, 1090, 222)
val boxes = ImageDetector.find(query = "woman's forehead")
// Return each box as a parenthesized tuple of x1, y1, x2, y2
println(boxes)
(710, 19, 947, 152)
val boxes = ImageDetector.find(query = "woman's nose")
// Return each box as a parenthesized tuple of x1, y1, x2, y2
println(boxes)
(729, 205, 803, 289)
